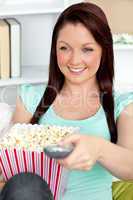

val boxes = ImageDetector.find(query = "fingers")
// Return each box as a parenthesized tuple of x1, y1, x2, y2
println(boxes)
(57, 134, 96, 171)
(60, 144, 82, 165)
(72, 160, 93, 171)
(57, 147, 94, 171)
(0, 181, 5, 190)
(58, 134, 81, 146)
(58, 158, 93, 171)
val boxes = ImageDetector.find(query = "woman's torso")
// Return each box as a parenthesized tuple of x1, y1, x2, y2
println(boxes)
(40, 104, 112, 200)
(20, 84, 128, 200)
(38, 87, 113, 200)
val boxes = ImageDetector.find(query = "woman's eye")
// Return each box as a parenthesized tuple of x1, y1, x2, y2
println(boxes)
(82, 48, 93, 53)
(59, 46, 68, 51)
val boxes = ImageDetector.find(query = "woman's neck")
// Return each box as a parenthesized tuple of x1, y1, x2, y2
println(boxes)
(61, 79, 100, 98)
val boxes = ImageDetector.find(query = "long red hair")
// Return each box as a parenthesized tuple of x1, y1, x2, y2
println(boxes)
(30, 2, 117, 143)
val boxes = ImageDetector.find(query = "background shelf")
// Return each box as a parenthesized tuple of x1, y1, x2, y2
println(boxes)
(113, 44, 133, 51)
(0, 65, 48, 86)
(0, 0, 64, 16)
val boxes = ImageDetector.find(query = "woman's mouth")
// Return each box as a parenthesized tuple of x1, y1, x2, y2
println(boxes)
(68, 67, 87, 75)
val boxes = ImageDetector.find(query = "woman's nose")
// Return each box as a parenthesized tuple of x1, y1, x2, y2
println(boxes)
(69, 51, 82, 66)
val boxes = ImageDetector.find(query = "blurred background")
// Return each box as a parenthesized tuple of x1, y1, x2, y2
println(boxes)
(0, 0, 133, 106)
(85, 0, 133, 34)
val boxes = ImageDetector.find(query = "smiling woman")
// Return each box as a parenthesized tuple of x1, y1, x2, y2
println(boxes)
(0, 2, 133, 200)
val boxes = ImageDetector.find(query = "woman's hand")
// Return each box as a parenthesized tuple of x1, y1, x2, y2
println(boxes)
(0, 180, 5, 190)
(57, 134, 105, 171)
(0, 169, 5, 189)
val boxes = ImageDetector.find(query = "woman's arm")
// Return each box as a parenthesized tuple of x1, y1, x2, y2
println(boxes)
(58, 103, 133, 180)
(12, 96, 32, 124)
(0, 96, 32, 189)
(98, 102, 133, 180)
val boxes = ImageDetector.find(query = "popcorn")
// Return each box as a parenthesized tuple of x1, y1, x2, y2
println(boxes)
(0, 123, 78, 151)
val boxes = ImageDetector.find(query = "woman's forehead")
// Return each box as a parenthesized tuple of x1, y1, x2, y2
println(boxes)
(57, 23, 97, 45)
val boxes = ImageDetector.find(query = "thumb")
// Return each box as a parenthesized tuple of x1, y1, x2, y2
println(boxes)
(58, 134, 81, 146)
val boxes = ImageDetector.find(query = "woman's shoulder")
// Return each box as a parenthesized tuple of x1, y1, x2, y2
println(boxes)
(113, 90, 133, 119)
(18, 83, 46, 114)
(19, 83, 45, 95)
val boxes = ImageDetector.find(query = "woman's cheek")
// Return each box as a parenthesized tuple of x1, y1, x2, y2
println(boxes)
(57, 53, 65, 65)
(57, 52, 71, 66)
(85, 54, 101, 68)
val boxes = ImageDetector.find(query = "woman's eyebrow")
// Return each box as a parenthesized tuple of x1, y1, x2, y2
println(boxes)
(58, 41, 70, 46)
(58, 41, 95, 47)
(82, 42, 95, 46)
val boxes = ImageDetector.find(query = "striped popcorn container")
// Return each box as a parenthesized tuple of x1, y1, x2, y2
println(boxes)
(0, 148, 68, 200)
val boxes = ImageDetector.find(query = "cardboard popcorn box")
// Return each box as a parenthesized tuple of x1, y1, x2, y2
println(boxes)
(0, 124, 79, 199)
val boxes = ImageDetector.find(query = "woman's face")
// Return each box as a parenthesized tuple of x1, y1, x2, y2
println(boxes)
(56, 23, 102, 85)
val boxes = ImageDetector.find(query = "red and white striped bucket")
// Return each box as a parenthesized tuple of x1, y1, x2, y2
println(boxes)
(0, 148, 68, 200)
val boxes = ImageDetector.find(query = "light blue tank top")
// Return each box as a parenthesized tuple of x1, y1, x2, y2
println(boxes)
(19, 84, 133, 200)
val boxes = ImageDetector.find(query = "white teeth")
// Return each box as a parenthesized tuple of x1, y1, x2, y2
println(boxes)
(68, 67, 86, 72)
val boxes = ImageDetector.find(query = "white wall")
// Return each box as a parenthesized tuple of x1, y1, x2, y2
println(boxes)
(114, 49, 133, 92)
(17, 13, 59, 66)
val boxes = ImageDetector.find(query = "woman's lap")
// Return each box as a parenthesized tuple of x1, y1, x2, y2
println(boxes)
(0, 173, 53, 200)
(1, 175, 133, 200)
